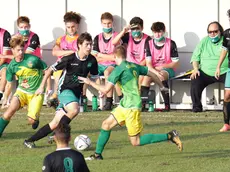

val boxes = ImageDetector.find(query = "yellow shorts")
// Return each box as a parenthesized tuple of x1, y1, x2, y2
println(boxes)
(53, 70, 63, 78)
(14, 89, 44, 120)
(111, 106, 143, 136)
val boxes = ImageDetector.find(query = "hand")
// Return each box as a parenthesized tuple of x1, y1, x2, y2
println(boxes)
(155, 66, 163, 71)
(78, 76, 91, 85)
(156, 72, 165, 81)
(35, 87, 44, 96)
(190, 69, 200, 79)
(98, 91, 105, 98)
(122, 25, 131, 33)
(215, 67, 220, 80)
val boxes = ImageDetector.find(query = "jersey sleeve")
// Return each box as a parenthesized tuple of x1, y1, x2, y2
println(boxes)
(89, 57, 99, 77)
(222, 30, 230, 51)
(51, 54, 73, 71)
(108, 67, 122, 85)
(136, 64, 148, 76)
(36, 58, 48, 70)
(170, 40, 179, 61)
(145, 39, 152, 61)
(42, 156, 52, 172)
(78, 154, 90, 172)
(3, 30, 11, 50)
(121, 32, 129, 44)
(92, 35, 100, 53)
(27, 34, 40, 52)
(54, 36, 62, 47)
(6, 64, 14, 82)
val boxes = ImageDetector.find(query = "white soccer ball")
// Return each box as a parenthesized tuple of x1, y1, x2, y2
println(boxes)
(74, 134, 91, 151)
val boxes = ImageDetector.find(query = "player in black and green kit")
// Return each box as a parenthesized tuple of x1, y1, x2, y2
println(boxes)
(79, 45, 183, 160)
(0, 35, 48, 137)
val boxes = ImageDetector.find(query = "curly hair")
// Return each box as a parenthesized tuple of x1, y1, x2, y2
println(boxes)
(9, 35, 25, 48)
(64, 11, 81, 24)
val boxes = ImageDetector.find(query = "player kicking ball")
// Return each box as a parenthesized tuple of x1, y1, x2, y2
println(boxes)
(79, 45, 183, 160)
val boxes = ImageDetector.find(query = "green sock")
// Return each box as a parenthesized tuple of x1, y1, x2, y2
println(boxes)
(95, 129, 111, 155)
(0, 117, 9, 137)
(140, 133, 168, 146)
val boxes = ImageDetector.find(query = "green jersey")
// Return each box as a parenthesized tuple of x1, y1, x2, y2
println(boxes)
(6, 54, 47, 94)
(190, 36, 228, 76)
(108, 61, 148, 109)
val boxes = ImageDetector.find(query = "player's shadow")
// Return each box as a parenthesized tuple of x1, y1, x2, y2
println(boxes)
(172, 32, 200, 103)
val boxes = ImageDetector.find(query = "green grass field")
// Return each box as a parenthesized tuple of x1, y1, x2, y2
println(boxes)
(0, 107, 229, 172)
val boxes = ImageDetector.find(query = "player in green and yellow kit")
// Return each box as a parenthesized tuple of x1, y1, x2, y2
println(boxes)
(0, 35, 48, 137)
(79, 45, 183, 160)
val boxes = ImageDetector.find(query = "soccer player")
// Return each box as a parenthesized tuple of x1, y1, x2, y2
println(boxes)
(112, 17, 151, 89)
(24, 32, 99, 148)
(42, 123, 90, 172)
(92, 12, 123, 110)
(0, 28, 12, 106)
(0, 35, 48, 137)
(78, 45, 183, 160)
(48, 11, 81, 108)
(141, 22, 179, 112)
(215, 9, 230, 131)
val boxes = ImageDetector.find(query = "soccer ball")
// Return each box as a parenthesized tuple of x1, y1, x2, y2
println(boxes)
(74, 134, 91, 151)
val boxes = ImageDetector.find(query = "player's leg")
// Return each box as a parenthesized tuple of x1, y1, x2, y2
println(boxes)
(126, 109, 183, 150)
(140, 76, 152, 111)
(27, 94, 44, 129)
(0, 96, 20, 137)
(24, 89, 79, 147)
(86, 107, 123, 160)
(102, 66, 114, 110)
(220, 71, 230, 131)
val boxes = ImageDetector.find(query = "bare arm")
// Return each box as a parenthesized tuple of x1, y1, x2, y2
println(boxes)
(0, 50, 12, 65)
(112, 26, 130, 45)
(147, 70, 168, 91)
(216, 49, 228, 69)
(3, 82, 12, 101)
(52, 45, 74, 57)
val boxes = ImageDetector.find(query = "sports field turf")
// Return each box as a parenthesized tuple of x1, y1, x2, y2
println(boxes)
(0, 107, 229, 172)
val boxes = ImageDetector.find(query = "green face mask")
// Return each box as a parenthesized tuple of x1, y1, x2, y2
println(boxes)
(102, 27, 112, 33)
(19, 29, 30, 36)
(131, 30, 141, 38)
(154, 36, 165, 42)
(209, 34, 220, 43)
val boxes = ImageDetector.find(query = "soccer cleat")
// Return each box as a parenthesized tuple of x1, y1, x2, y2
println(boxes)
(219, 124, 230, 132)
(24, 140, 36, 148)
(168, 130, 183, 151)
(47, 135, 55, 144)
(47, 97, 59, 109)
(155, 105, 170, 112)
(32, 120, 39, 130)
(85, 154, 103, 161)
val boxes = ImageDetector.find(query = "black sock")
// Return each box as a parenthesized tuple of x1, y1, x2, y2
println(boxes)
(59, 115, 71, 125)
(106, 97, 113, 104)
(26, 124, 52, 142)
(223, 101, 230, 124)
(141, 86, 150, 104)
(118, 94, 123, 101)
(161, 81, 170, 107)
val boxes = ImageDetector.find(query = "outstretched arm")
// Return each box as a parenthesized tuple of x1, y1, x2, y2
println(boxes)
(78, 76, 114, 95)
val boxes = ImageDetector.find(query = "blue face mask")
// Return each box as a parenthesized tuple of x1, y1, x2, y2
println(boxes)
(154, 36, 165, 42)
(19, 29, 30, 36)
(102, 27, 112, 33)
(131, 30, 141, 38)
(209, 34, 220, 43)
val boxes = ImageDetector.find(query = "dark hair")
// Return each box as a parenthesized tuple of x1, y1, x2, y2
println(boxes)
(129, 17, 143, 28)
(113, 45, 126, 59)
(207, 21, 224, 36)
(227, 9, 230, 18)
(54, 123, 71, 143)
(151, 22, 165, 32)
(10, 35, 25, 48)
(77, 32, 92, 49)
(101, 12, 113, 21)
(17, 16, 30, 26)
(64, 11, 81, 24)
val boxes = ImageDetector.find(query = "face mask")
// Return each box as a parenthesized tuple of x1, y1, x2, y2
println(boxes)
(131, 30, 141, 38)
(209, 34, 220, 43)
(103, 27, 112, 33)
(154, 36, 165, 42)
(19, 29, 30, 36)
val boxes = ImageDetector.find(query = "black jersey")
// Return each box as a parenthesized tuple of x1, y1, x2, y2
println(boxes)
(223, 29, 230, 58)
(51, 52, 98, 96)
(42, 148, 90, 172)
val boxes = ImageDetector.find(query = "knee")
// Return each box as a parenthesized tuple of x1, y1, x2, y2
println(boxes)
(69, 108, 79, 118)
(101, 120, 111, 130)
(224, 91, 230, 101)
(130, 140, 140, 146)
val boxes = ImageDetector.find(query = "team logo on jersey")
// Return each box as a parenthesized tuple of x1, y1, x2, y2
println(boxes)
(87, 62, 92, 68)
(27, 61, 33, 68)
